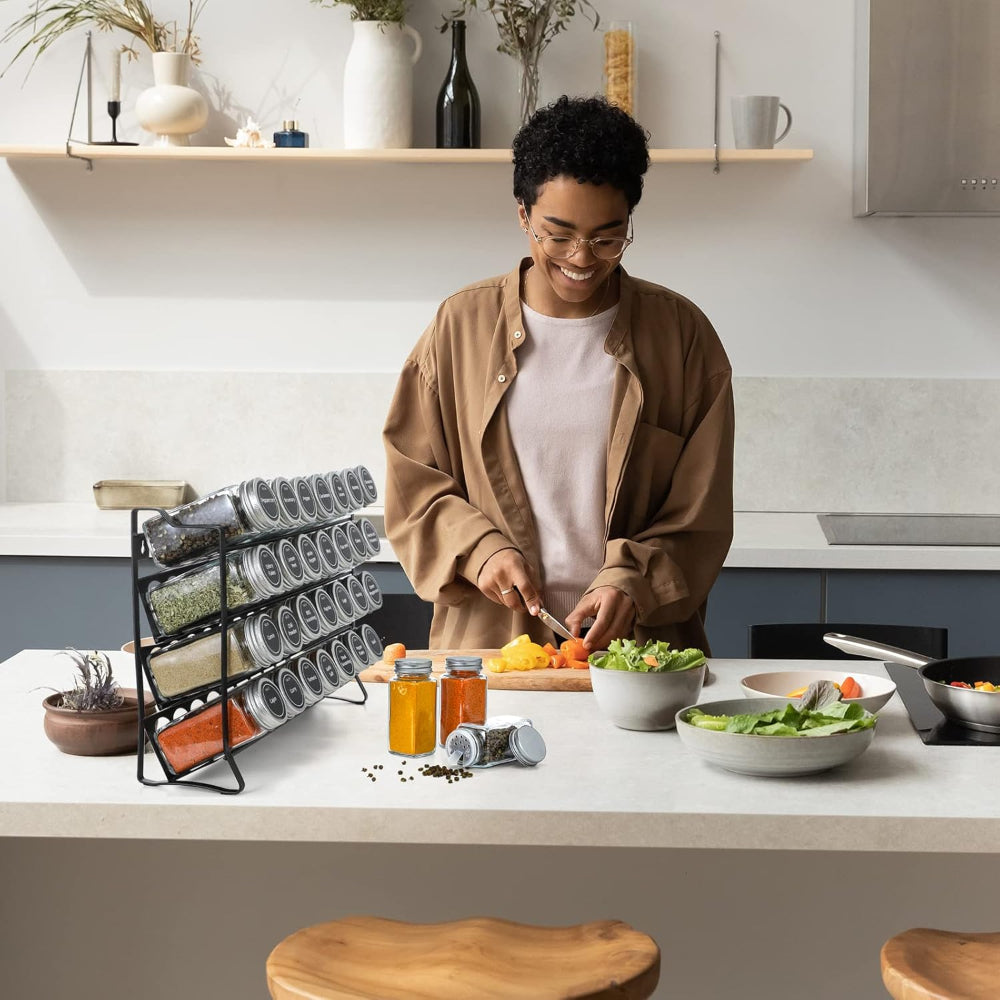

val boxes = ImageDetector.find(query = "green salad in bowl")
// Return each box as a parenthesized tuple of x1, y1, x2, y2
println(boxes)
(588, 639, 706, 673)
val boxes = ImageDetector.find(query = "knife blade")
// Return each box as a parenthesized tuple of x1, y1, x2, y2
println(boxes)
(537, 607, 575, 642)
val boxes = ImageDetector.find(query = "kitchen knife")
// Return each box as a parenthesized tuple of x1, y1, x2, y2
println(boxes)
(537, 607, 575, 642)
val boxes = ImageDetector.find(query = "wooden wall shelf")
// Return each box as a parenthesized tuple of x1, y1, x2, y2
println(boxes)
(0, 143, 814, 165)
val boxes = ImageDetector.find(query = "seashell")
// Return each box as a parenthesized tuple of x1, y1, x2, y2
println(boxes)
(224, 116, 275, 149)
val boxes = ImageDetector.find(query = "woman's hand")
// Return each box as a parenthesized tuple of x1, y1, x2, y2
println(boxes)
(477, 549, 543, 614)
(567, 587, 636, 651)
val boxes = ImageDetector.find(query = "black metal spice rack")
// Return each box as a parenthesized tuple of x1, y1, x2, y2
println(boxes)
(129, 500, 381, 795)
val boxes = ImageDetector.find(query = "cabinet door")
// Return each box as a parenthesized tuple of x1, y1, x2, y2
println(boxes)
(706, 569, 823, 658)
(825, 570, 999, 658)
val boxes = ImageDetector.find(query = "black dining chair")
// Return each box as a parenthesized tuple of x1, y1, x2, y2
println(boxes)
(747, 623, 948, 660)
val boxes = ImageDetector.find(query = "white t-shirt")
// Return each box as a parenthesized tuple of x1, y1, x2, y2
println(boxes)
(505, 300, 619, 624)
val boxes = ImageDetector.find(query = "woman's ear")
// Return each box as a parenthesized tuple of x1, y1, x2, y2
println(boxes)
(517, 201, 528, 230)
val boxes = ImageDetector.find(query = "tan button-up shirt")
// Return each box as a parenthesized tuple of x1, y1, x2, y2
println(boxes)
(383, 260, 734, 652)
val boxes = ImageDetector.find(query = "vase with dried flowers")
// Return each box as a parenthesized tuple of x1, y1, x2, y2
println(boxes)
(442, 0, 600, 127)
(309, 0, 422, 148)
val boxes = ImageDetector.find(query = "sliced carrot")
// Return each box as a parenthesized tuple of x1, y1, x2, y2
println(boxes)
(560, 637, 588, 663)
(566, 658, 590, 670)
(841, 676, 862, 700)
(549, 652, 567, 669)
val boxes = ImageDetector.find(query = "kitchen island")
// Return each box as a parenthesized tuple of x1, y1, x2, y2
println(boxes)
(3, 649, 1000, 999)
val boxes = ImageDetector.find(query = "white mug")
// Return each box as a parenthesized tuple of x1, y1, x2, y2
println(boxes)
(731, 95, 792, 149)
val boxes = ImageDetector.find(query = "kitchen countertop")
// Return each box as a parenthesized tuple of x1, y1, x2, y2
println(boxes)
(2, 503, 1000, 570)
(3, 648, 999, 852)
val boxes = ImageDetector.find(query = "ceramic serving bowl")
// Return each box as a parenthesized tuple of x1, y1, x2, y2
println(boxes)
(589, 659, 707, 731)
(739, 668, 896, 714)
(675, 697, 877, 777)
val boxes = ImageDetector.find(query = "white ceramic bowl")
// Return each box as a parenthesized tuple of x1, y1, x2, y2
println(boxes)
(739, 668, 896, 714)
(675, 697, 877, 777)
(589, 661, 707, 731)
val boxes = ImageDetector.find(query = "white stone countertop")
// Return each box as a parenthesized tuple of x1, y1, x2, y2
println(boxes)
(3, 649, 1000, 852)
(2, 503, 1000, 570)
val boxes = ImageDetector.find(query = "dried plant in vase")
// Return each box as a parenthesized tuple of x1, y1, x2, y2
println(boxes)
(442, 0, 600, 126)
(0, 0, 207, 74)
(308, 0, 407, 24)
(47, 648, 124, 711)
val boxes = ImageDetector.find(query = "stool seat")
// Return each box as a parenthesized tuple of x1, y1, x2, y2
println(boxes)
(266, 915, 660, 1000)
(881, 927, 1000, 999)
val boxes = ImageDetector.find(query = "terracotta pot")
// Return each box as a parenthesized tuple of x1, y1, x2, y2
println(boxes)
(42, 688, 154, 757)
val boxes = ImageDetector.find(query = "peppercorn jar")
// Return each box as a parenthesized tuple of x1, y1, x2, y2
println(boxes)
(439, 656, 487, 746)
(270, 476, 303, 527)
(142, 478, 283, 567)
(444, 716, 547, 768)
(309, 473, 337, 521)
(292, 476, 318, 524)
(145, 545, 285, 636)
(354, 465, 379, 505)
(273, 537, 307, 591)
(326, 471, 351, 515)
(388, 658, 437, 757)
(296, 533, 324, 583)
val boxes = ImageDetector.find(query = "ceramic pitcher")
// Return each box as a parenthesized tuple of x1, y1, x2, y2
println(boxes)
(343, 21, 423, 149)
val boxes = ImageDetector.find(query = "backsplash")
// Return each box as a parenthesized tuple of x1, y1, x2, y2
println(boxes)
(6, 371, 998, 513)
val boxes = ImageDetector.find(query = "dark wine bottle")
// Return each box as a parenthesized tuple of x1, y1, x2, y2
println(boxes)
(436, 19, 481, 149)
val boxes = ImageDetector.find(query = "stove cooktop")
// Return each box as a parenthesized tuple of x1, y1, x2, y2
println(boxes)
(885, 663, 1000, 746)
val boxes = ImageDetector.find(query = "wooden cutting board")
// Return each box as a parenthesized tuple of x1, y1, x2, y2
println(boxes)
(359, 649, 593, 691)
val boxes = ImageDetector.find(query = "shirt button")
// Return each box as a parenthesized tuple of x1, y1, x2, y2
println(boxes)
(513, 330, 523, 339)
(498, 374, 507, 383)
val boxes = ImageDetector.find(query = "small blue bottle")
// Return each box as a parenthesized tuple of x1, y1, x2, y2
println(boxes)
(274, 120, 308, 148)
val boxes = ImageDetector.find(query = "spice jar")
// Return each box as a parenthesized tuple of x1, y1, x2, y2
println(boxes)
(309, 473, 337, 521)
(273, 537, 307, 590)
(276, 604, 304, 657)
(388, 658, 437, 757)
(146, 545, 284, 635)
(312, 586, 341, 633)
(313, 528, 341, 576)
(358, 570, 383, 611)
(360, 623, 384, 665)
(326, 471, 351, 515)
(346, 629, 370, 673)
(292, 476, 318, 524)
(274, 666, 307, 716)
(271, 476, 302, 527)
(294, 592, 323, 645)
(439, 656, 487, 746)
(146, 611, 284, 700)
(354, 465, 379, 505)
(357, 517, 382, 558)
(331, 579, 356, 624)
(293, 656, 325, 706)
(331, 524, 355, 568)
(296, 533, 324, 583)
(346, 521, 369, 565)
(603, 20, 636, 116)
(347, 575, 370, 618)
(444, 716, 546, 768)
(329, 637, 356, 682)
(342, 467, 366, 510)
(142, 478, 283, 567)
(314, 647, 342, 694)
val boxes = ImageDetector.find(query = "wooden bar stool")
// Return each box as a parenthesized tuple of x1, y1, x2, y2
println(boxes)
(266, 915, 660, 1000)
(881, 927, 1000, 999)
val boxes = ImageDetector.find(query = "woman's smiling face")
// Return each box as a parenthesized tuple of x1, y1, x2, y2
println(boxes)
(518, 175, 631, 318)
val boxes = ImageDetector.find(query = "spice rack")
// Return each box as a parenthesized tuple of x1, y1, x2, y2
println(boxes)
(129, 476, 383, 795)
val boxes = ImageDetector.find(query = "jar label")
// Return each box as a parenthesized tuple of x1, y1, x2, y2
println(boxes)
(279, 669, 306, 709)
(332, 580, 355, 620)
(277, 480, 301, 521)
(313, 477, 335, 516)
(315, 530, 339, 572)
(278, 540, 305, 581)
(295, 480, 318, 520)
(344, 469, 366, 507)
(357, 466, 378, 503)
(361, 624, 384, 660)
(315, 648, 340, 688)
(347, 521, 368, 561)
(332, 525, 353, 564)
(298, 659, 324, 696)
(347, 629, 370, 669)
(348, 576, 369, 615)
(331, 639, 355, 678)
(331, 475, 350, 512)
(259, 614, 283, 658)
(298, 536, 322, 576)
(297, 595, 320, 635)
(314, 588, 338, 628)
(278, 607, 302, 648)
(254, 481, 282, 522)
(360, 519, 381, 555)
(361, 571, 383, 608)
(260, 678, 286, 716)
(258, 547, 283, 589)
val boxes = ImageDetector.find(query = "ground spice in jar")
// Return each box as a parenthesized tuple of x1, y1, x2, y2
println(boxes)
(439, 656, 487, 746)
(483, 725, 515, 763)
(155, 697, 259, 775)
(388, 658, 437, 757)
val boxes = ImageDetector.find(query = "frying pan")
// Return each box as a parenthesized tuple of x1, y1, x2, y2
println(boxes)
(824, 633, 1000, 733)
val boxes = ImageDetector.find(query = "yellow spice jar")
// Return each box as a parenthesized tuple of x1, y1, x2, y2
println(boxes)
(388, 658, 437, 757)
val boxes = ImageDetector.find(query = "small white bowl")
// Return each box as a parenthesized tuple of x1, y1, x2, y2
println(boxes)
(739, 668, 896, 714)
(589, 661, 707, 731)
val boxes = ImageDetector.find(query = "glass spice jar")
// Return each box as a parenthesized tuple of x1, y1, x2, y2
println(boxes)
(142, 478, 283, 567)
(331, 579, 356, 624)
(270, 476, 303, 527)
(292, 476, 318, 524)
(146, 545, 284, 635)
(354, 465, 379, 505)
(276, 604, 304, 657)
(345, 520, 369, 566)
(274, 666, 307, 717)
(444, 716, 547, 768)
(439, 656, 487, 746)
(296, 533, 324, 583)
(326, 471, 351, 516)
(312, 527, 342, 577)
(360, 623, 384, 665)
(388, 658, 437, 757)
(331, 524, 355, 569)
(146, 611, 284, 700)
(312, 585, 341, 634)
(357, 517, 382, 558)
(346, 629, 370, 673)
(347, 574, 370, 619)
(313, 646, 342, 695)
(273, 537, 307, 590)
(329, 637, 356, 682)
(603, 20, 636, 117)
(309, 473, 337, 521)
(293, 592, 323, 645)
(358, 570, 383, 612)
(292, 656, 325, 707)
(342, 467, 366, 510)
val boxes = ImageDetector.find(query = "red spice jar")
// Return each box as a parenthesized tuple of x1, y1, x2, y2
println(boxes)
(439, 656, 487, 746)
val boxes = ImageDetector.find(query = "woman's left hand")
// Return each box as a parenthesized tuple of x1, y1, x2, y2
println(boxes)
(566, 587, 636, 651)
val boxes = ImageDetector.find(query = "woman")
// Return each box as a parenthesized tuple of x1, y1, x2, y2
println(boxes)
(383, 96, 734, 653)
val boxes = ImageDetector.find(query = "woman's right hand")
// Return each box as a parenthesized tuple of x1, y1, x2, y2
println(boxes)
(477, 548, 542, 615)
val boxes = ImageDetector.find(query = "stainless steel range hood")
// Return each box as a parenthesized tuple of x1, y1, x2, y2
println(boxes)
(855, 0, 1000, 216)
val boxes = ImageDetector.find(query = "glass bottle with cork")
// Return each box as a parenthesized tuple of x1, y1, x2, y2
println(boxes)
(439, 655, 487, 746)
(436, 19, 481, 148)
(388, 658, 437, 757)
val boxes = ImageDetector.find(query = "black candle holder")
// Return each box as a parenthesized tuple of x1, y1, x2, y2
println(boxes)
(89, 100, 138, 147)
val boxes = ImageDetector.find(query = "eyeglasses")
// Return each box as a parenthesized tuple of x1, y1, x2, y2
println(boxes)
(522, 209, 634, 261)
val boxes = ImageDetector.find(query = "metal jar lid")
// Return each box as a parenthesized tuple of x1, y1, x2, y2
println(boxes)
(294, 592, 322, 642)
(444, 725, 484, 767)
(238, 478, 283, 532)
(240, 545, 284, 598)
(314, 647, 341, 693)
(271, 477, 302, 527)
(358, 517, 381, 557)
(355, 465, 379, 505)
(313, 528, 341, 576)
(331, 525, 355, 567)
(510, 724, 547, 766)
(274, 666, 306, 715)
(346, 630, 370, 673)
(276, 604, 304, 654)
(393, 657, 433, 677)
(330, 637, 356, 680)
(327, 472, 350, 515)
(274, 538, 306, 588)
(242, 610, 285, 664)
(444, 655, 483, 676)
(243, 676, 287, 731)
(292, 476, 318, 523)
(312, 586, 340, 632)
(347, 575, 370, 617)
(331, 579, 355, 623)
(296, 533, 323, 582)
(294, 656, 325, 704)
(346, 521, 369, 564)
(342, 468, 366, 510)
(358, 570, 383, 611)
(360, 624, 384, 664)
(309, 473, 336, 520)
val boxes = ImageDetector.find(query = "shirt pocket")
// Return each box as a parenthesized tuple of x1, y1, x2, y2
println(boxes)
(626, 422, 686, 526)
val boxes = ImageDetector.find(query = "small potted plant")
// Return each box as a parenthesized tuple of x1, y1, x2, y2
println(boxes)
(41, 648, 150, 756)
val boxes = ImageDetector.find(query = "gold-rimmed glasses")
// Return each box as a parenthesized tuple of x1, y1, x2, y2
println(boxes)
(522, 209, 633, 261)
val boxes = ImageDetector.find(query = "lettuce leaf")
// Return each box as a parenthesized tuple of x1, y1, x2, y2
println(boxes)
(682, 702, 876, 736)
(589, 639, 706, 673)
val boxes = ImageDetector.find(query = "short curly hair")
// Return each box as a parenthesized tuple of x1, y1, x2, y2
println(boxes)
(512, 96, 651, 212)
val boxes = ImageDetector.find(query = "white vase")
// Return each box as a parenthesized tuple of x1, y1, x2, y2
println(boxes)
(135, 52, 209, 147)
(343, 21, 423, 149)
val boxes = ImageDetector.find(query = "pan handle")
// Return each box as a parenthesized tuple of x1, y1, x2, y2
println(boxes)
(822, 632, 933, 669)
